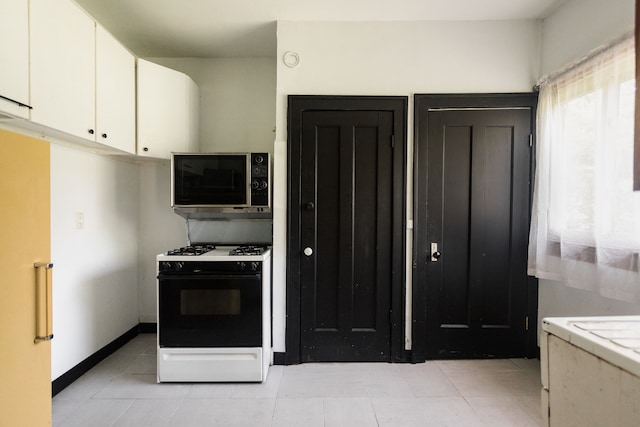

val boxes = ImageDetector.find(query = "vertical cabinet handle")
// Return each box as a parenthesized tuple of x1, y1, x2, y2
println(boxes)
(34, 262, 54, 343)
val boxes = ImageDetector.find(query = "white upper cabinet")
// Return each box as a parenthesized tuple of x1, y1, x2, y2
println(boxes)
(137, 59, 200, 159)
(17, 0, 197, 158)
(30, 0, 96, 140)
(0, 0, 31, 118)
(96, 25, 136, 154)
(30, 0, 136, 154)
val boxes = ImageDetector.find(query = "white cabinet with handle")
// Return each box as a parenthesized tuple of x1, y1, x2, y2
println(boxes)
(0, 0, 30, 119)
(30, 0, 136, 154)
(17, 0, 198, 158)
(137, 59, 200, 159)
(30, 0, 96, 140)
(96, 24, 136, 154)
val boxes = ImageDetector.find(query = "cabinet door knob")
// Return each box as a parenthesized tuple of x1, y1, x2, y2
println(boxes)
(303, 247, 313, 257)
(101, 133, 107, 139)
(143, 147, 149, 152)
(88, 129, 94, 135)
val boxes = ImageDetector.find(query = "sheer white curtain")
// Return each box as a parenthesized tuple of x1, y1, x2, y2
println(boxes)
(528, 34, 640, 303)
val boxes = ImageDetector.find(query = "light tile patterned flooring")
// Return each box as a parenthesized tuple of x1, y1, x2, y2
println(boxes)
(53, 334, 542, 426)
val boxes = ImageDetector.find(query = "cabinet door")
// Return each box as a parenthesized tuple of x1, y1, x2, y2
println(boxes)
(30, 0, 96, 140)
(96, 25, 135, 154)
(0, 0, 30, 118)
(137, 59, 199, 158)
(0, 129, 52, 426)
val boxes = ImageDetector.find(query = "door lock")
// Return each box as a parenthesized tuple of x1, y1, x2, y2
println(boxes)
(430, 243, 441, 262)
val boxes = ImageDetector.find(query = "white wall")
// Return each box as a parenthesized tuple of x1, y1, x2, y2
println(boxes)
(136, 58, 277, 323)
(137, 160, 187, 323)
(541, 0, 635, 76)
(537, 0, 640, 329)
(539, 281, 640, 323)
(276, 20, 541, 105)
(273, 20, 542, 352)
(50, 144, 139, 380)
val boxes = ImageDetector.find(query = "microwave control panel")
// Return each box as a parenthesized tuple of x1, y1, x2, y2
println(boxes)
(250, 153, 269, 206)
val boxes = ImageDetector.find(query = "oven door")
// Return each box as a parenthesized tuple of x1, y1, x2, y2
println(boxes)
(158, 271, 262, 348)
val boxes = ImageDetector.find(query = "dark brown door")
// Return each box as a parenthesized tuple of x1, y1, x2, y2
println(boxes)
(287, 96, 407, 363)
(414, 94, 537, 360)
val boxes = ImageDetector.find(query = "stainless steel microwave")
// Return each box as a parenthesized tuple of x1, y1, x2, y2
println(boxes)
(171, 152, 270, 211)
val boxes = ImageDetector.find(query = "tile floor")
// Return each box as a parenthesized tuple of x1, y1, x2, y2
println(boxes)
(53, 334, 542, 426)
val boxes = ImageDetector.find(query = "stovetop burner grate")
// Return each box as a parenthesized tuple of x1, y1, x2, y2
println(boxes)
(228, 245, 267, 256)
(166, 244, 216, 256)
(164, 244, 270, 257)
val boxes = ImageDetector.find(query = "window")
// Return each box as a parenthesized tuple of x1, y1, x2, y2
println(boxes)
(528, 34, 640, 302)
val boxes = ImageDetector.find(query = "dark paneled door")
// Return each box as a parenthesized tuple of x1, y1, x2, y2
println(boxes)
(301, 110, 392, 361)
(414, 95, 536, 359)
(287, 96, 407, 363)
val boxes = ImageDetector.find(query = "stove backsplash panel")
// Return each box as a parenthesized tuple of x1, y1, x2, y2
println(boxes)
(186, 219, 272, 245)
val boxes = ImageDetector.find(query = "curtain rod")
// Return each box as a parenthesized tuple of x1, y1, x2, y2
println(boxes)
(535, 31, 634, 90)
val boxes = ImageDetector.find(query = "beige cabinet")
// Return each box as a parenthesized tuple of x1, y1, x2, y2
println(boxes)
(137, 59, 200, 158)
(0, 0, 30, 118)
(0, 129, 52, 426)
(541, 316, 640, 427)
(96, 24, 136, 154)
(30, 0, 96, 140)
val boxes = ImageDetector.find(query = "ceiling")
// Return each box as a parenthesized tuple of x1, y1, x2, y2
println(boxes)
(74, 0, 567, 58)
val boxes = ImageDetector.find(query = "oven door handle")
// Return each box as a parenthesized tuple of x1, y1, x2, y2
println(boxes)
(157, 272, 262, 280)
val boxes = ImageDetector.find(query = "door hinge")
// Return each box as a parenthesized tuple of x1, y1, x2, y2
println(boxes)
(525, 316, 529, 331)
(529, 134, 533, 147)
(391, 135, 395, 148)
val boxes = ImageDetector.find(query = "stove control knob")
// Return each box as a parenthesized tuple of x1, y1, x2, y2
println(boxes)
(160, 261, 183, 272)
(239, 262, 247, 271)
(251, 262, 259, 271)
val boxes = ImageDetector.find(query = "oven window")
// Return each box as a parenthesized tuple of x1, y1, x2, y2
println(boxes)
(159, 273, 262, 348)
(180, 289, 241, 316)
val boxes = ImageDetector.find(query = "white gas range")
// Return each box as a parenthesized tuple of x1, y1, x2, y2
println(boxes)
(156, 244, 271, 383)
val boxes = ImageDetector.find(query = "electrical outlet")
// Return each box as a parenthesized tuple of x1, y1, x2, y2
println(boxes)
(75, 212, 85, 230)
